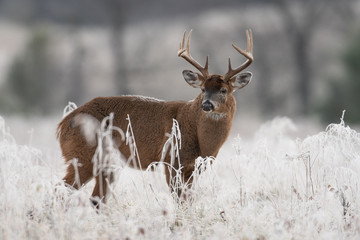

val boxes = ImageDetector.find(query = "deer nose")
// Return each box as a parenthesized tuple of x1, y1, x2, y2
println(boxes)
(201, 100, 214, 112)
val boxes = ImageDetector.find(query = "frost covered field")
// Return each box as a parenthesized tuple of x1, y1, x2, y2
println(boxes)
(1, 113, 360, 239)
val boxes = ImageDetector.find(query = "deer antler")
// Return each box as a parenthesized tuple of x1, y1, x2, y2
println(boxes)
(224, 29, 253, 82)
(178, 30, 209, 79)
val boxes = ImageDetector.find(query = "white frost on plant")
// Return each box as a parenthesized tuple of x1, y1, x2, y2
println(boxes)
(1, 113, 360, 239)
(147, 118, 184, 200)
(0, 116, 15, 144)
(62, 101, 77, 118)
(125, 114, 142, 168)
(91, 112, 125, 201)
(160, 118, 182, 166)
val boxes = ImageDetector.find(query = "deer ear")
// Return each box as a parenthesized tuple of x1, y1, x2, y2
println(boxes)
(232, 71, 252, 91)
(183, 70, 202, 88)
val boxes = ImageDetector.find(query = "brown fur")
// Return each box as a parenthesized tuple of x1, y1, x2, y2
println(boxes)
(57, 78, 237, 203)
(57, 30, 254, 204)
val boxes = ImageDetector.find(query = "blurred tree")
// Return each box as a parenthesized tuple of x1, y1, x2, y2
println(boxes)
(274, 0, 355, 116)
(254, 35, 277, 117)
(65, 1, 87, 106)
(66, 41, 86, 105)
(103, 0, 130, 95)
(319, 31, 360, 124)
(2, 29, 57, 114)
(275, 0, 326, 115)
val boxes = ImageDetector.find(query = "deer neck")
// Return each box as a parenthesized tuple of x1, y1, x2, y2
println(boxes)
(189, 94, 235, 157)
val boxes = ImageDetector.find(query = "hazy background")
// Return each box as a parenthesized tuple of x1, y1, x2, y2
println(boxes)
(0, 0, 360, 146)
(1, 2, 360, 238)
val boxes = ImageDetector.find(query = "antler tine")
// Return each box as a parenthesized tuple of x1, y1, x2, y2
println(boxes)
(248, 29, 253, 53)
(228, 57, 232, 71)
(182, 30, 186, 48)
(177, 30, 209, 78)
(224, 29, 254, 81)
(177, 31, 187, 56)
(186, 29, 192, 55)
(205, 55, 209, 69)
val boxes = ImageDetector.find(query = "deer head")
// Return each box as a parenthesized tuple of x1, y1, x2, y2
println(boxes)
(178, 29, 253, 113)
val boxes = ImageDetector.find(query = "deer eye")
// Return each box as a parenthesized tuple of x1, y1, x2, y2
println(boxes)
(220, 88, 227, 94)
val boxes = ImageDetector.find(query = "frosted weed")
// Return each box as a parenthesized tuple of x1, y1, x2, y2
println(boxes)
(1, 111, 360, 239)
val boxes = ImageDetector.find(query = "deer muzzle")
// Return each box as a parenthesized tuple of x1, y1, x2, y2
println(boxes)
(201, 100, 215, 112)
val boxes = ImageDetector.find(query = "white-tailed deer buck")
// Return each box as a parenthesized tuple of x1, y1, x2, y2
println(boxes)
(57, 29, 253, 205)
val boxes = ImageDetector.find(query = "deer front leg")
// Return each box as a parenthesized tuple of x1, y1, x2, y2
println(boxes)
(180, 167, 195, 203)
(165, 164, 195, 203)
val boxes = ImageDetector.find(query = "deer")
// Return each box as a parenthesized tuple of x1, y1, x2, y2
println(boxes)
(57, 29, 253, 205)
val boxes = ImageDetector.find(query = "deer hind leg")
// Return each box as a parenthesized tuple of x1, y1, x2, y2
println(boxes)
(63, 161, 94, 190)
(91, 171, 115, 207)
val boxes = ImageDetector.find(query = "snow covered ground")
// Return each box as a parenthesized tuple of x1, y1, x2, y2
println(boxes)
(1, 114, 360, 239)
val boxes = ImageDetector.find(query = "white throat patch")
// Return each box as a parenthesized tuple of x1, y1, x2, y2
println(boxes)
(206, 112, 227, 121)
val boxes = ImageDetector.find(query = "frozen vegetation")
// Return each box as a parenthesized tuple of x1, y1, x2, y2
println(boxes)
(0, 113, 360, 239)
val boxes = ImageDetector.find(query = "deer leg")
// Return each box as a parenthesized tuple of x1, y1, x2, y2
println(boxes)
(180, 170, 194, 203)
(165, 166, 183, 200)
(63, 162, 94, 190)
(91, 171, 114, 207)
(165, 165, 194, 203)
